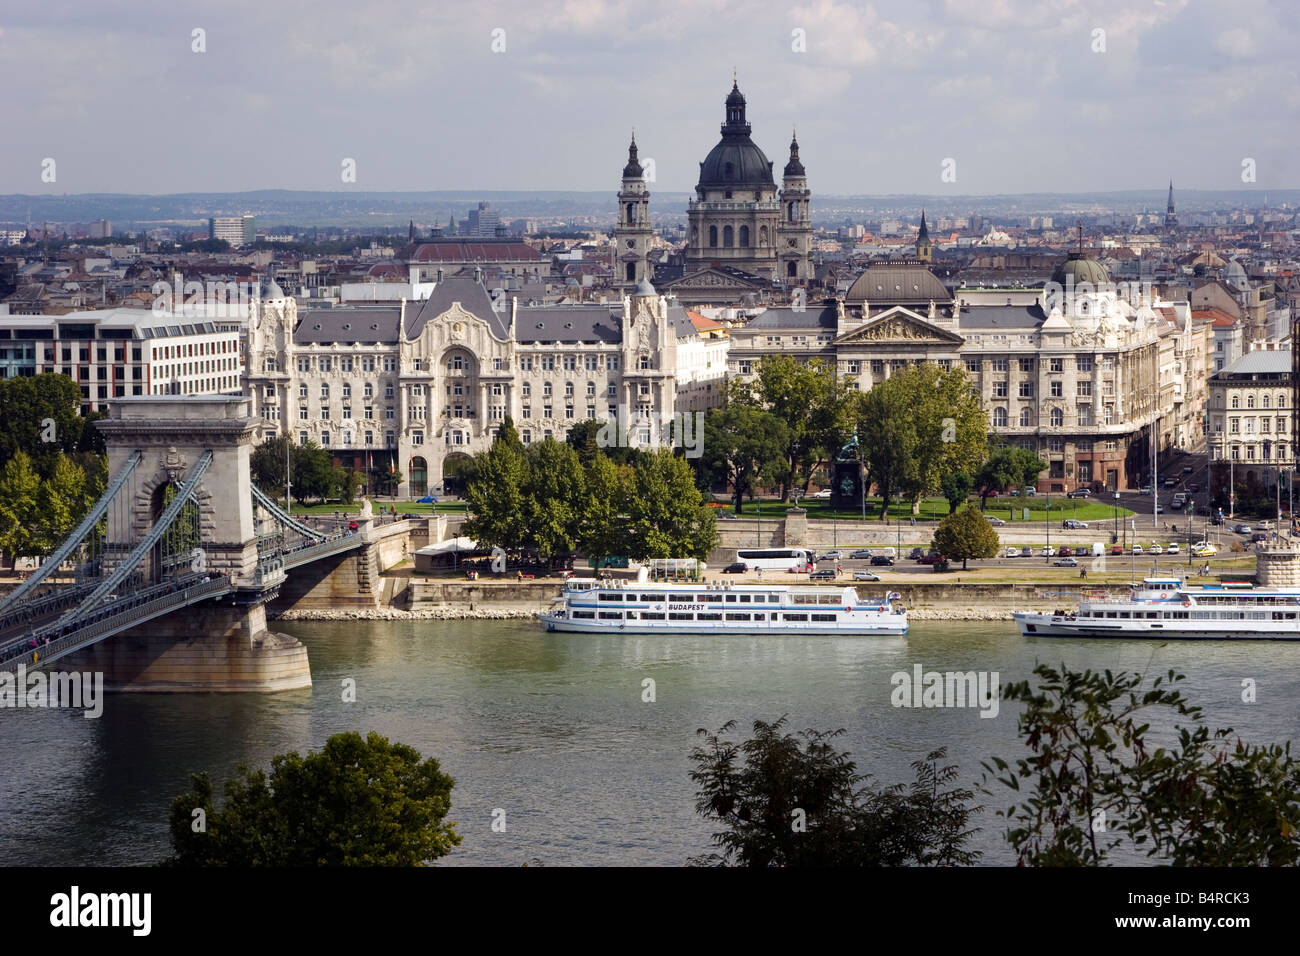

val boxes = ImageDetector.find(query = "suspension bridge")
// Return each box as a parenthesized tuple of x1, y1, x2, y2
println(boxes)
(0, 397, 409, 691)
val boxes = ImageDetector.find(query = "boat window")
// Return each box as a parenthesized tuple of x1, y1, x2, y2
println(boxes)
(697, 613, 722, 621)
(753, 614, 765, 621)
(812, 614, 837, 622)
(598, 593, 623, 602)
(598, 611, 623, 620)
(572, 611, 595, 619)
(726, 613, 751, 621)
(668, 612, 694, 621)
(783, 613, 808, 622)
(640, 594, 668, 602)
(725, 594, 737, 603)
(739, 595, 751, 603)
(640, 612, 665, 620)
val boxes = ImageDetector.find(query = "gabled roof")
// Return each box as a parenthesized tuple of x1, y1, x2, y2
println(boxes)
(406, 276, 509, 340)
(844, 264, 951, 306)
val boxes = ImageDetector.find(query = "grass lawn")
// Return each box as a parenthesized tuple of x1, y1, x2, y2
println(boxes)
(713, 496, 1133, 523)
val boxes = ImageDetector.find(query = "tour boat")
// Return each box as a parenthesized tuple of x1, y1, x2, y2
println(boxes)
(1013, 577, 1300, 640)
(539, 578, 908, 635)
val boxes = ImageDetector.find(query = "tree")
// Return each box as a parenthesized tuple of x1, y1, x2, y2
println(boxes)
(689, 717, 978, 866)
(931, 503, 1000, 570)
(564, 418, 604, 467)
(975, 442, 1046, 508)
(0, 451, 42, 560)
(698, 406, 789, 515)
(461, 429, 530, 550)
(626, 448, 718, 561)
(983, 664, 1300, 866)
(0, 374, 86, 478)
(34, 455, 87, 554)
(730, 355, 857, 500)
(941, 470, 974, 516)
(168, 731, 460, 866)
(857, 383, 921, 522)
(576, 452, 628, 563)
(523, 438, 586, 561)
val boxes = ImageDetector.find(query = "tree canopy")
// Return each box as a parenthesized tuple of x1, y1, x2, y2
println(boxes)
(931, 503, 1001, 570)
(168, 731, 460, 866)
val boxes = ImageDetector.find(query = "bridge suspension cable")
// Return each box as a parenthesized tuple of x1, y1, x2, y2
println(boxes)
(54, 450, 214, 628)
(250, 483, 325, 542)
(0, 449, 143, 614)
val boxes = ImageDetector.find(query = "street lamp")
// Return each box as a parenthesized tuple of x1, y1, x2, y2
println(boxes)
(1113, 492, 1119, 544)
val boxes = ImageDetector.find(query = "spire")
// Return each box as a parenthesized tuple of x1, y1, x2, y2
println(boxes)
(622, 132, 643, 179)
(783, 129, 805, 177)
(408, 219, 414, 242)
(1167, 180, 1175, 213)
(918, 210, 929, 240)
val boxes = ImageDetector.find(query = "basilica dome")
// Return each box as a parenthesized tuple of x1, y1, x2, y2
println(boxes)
(696, 81, 775, 192)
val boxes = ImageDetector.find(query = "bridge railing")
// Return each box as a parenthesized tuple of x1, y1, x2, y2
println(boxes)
(0, 575, 231, 673)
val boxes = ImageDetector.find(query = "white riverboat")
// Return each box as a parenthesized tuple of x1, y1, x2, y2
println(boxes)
(539, 578, 908, 635)
(1014, 577, 1300, 640)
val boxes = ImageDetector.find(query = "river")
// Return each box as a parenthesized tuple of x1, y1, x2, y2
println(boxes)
(2, 618, 1297, 866)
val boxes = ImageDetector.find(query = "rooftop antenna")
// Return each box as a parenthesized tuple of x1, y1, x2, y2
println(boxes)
(1076, 220, 1083, 253)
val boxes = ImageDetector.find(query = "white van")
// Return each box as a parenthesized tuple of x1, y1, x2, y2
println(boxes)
(1091, 542, 1104, 557)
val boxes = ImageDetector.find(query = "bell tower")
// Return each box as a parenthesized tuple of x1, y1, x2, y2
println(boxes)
(615, 133, 652, 290)
(777, 131, 812, 285)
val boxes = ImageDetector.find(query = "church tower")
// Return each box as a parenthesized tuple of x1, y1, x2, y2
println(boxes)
(1164, 181, 1177, 234)
(777, 131, 813, 284)
(248, 271, 297, 441)
(620, 277, 676, 446)
(915, 210, 932, 263)
(615, 134, 653, 290)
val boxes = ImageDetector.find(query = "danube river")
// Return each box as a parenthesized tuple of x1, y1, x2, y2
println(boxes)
(2, 619, 1298, 866)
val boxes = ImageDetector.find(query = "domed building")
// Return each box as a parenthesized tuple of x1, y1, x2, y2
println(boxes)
(682, 80, 812, 285)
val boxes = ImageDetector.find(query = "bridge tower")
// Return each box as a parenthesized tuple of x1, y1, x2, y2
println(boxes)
(63, 396, 312, 692)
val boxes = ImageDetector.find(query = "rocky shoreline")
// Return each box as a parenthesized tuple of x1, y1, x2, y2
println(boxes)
(271, 603, 1057, 623)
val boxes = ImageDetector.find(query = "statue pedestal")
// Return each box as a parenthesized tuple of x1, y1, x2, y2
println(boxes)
(830, 460, 865, 511)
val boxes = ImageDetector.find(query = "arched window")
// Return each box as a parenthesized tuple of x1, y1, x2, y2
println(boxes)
(1020, 407, 1033, 427)
(993, 407, 1008, 427)
(1279, 393, 1287, 408)
(723, 225, 734, 248)
(739, 225, 749, 247)
(708, 225, 717, 247)
(1232, 395, 1240, 409)
(1051, 408, 1064, 427)
(1247, 395, 1255, 409)
(789, 202, 797, 222)
(1263, 394, 1271, 409)
(626, 203, 634, 222)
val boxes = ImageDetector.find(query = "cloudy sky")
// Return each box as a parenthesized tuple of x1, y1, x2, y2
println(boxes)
(2, 0, 1297, 196)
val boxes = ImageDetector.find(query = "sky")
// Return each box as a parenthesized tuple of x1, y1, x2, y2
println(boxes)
(2, 0, 1298, 196)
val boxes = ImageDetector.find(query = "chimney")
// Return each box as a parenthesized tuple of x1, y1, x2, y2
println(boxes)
(474, 266, 483, 285)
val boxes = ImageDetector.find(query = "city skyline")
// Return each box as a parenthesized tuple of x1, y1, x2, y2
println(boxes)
(2, 0, 1298, 196)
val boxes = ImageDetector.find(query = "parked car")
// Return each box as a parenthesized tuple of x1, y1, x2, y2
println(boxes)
(1042, 546, 1056, 557)
(809, 568, 838, 581)
(810, 489, 832, 499)
(1132, 545, 1144, 555)
(1256, 521, 1274, 531)
(1066, 489, 1090, 499)
(870, 555, 895, 566)
(1139, 485, 1153, 495)
(1234, 523, 1253, 534)
(1008, 489, 1020, 496)
(852, 570, 881, 581)
(1166, 543, 1180, 554)
(1063, 519, 1089, 529)
(1110, 544, 1124, 555)
(722, 562, 748, 574)
(917, 553, 942, 565)
(1058, 546, 1073, 557)
(908, 547, 925, 560)
(1054, 557, 1079, 567)
(1005, 547, 1020, 558)
(1149, 544, 1163, 555)
(1024, 488, 1038, 496)
(849, 549, 874, 559)
(819, 550, 843, 562)
(987, 516, 1006, 526)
